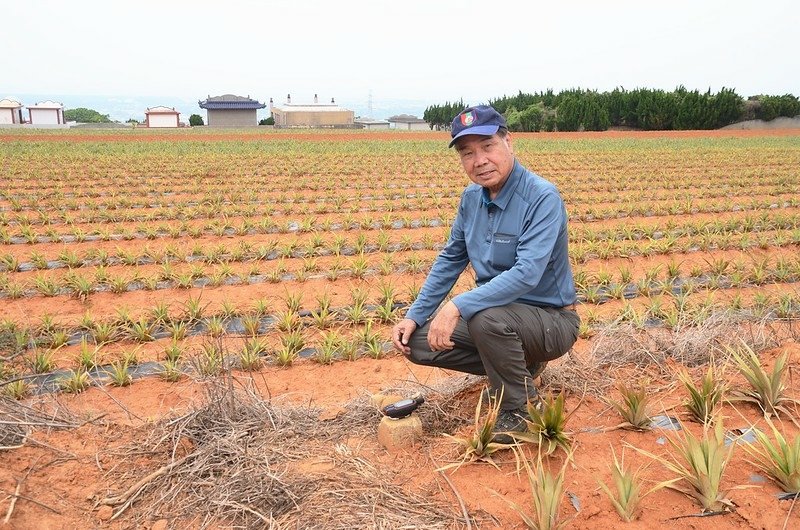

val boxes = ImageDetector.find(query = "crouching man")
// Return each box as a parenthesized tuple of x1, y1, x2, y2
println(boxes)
(391, 105, 580, 442)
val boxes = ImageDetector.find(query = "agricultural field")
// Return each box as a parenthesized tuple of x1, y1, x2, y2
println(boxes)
(1, 127, 800, 529)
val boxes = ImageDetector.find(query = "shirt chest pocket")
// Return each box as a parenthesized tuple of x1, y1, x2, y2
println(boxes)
(490, 233, 519, 270)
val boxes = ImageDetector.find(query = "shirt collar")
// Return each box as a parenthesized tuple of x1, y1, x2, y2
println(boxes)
(480, 160, 523, 210)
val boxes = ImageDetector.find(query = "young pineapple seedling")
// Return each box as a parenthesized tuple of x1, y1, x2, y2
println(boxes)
(150, 301, 171, 324)
(166, 320, 189, 341)
(283, 290, 303, 313)
(440, 388, 513, 471)
(206, 315, 226, 338)
(183, 295, 206, 323)
(515, 392, 572, 455)
(252, 297, 271, 316)
(314, 330, 342, 365)
(310, 306, 334, 329)
(92, 321, 118, 344)
(240, 313, 262, 337)
(726, 342, 798, 421)
(632, 417, 737, 514)
(127, 316, 156, 343)
(278, 330, 305, 363)
(195, 341, 225, 377)
(742, 417, 800, 497)
(28, 348, 56, 374)
(608, 382, 653, 431)
(161, 359, 182, 382)
(340, 338, 360, 361)
(239, 338, 265, 371)
(274, 344, 298, 367)
(597, 447, 677, 522)
(75, 338, 102, 372)
(107, 360, 132, 387)
(494, 452, 572, 530)
(122, 347, 140, 367)
(375, 297, 400, 324)
(164, 341, 183, 363)
(678, 365, 727, 425)
(4, 380, 30, 400)
(60, 369, 91, 394)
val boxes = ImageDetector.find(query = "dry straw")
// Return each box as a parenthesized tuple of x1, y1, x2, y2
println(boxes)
(99, 376, 472, 528)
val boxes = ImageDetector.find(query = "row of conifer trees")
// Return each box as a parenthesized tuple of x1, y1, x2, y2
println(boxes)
(423, 87, 799, 132)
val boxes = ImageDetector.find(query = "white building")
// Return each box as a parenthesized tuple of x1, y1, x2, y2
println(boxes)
(145, 106, 180, 128)
(28, 100, 65, 125)
(269, 94, 354, 128)
(354, 117, 390, 130)
(388, 114, 429, 131)
(0, 98, 24, 124)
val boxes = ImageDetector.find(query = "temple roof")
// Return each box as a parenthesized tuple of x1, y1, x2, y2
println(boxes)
(28, 100, 63, 109)
(199, 94, 266, 110)
(0, 97, 23, 108)
(146, 106, 180, 114)
(388, 114, 426, 123)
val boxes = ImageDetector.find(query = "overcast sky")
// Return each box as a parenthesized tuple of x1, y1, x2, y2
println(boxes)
(5, 0, 799, 107)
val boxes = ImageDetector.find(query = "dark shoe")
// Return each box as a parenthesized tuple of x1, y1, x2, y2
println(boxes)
(529, 361, 547, 380)
(491, 408, 528, 444)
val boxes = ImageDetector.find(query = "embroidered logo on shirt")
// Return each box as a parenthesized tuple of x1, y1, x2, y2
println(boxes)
(461, 111, 475, 127)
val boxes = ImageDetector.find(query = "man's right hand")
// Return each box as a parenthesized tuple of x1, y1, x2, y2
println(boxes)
(391, 319, 418, 356)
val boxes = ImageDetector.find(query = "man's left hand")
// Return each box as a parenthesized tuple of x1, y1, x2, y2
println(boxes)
(427, 301, 461, 351)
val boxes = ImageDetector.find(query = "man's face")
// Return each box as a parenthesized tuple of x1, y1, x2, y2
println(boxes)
(454, 133, 514, 197)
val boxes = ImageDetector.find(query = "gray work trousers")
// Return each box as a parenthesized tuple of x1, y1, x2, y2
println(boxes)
(406, 303, 580, 410)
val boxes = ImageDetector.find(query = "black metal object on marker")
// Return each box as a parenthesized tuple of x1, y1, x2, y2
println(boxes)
(381, 394, 425, 419)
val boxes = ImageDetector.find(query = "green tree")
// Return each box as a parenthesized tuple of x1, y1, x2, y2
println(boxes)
(189, 114, 204, 126)
(555, 92, 610, 131)
(753, 94, 800, 121)
(259, 116, 275, 125)
(520, 104, 547, 132)
(64, 108, 111, 123)
(423, 100, 466, 130)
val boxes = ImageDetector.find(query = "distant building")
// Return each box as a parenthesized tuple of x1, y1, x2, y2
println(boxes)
(198, 94, 266, 127)
(388, 114, 429, 131)
(0, 97, 24, 124)
(28, 100, 65, 125)
(145, 106, 180, 128)
(270, 94, 355, 128)
(354, 117, 390, 130)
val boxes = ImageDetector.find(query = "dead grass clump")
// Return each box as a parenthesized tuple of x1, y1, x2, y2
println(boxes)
(542, 349, 612, 395)
(0, 394, 80, 450)
(326, 374, 480, 438)
(555, 313, 777, 395)
(274, 443, 456, 529)
(101, 376, 462, 529)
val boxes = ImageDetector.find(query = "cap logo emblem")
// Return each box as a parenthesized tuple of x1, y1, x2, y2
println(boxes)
(461, 111, 475, 127)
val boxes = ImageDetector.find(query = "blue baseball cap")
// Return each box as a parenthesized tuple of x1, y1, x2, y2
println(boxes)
(449, 105, 507, 148)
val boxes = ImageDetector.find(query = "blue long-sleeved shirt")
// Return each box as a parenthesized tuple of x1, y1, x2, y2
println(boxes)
(405, 160, 577, 326)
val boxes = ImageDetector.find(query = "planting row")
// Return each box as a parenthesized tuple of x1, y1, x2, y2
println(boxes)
(2, 282, 798, 364)
(1, 176, 794, 215)
(2, 209, 799, 268)
(1, 235, 798, 301)
(1, 204, 798, 259)
(1, 192, 798, 232)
